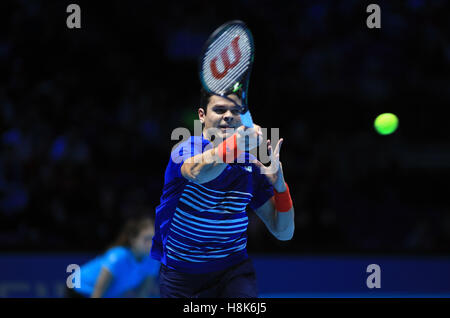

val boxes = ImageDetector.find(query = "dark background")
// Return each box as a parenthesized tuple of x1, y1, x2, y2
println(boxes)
(1, 0, 449, 255)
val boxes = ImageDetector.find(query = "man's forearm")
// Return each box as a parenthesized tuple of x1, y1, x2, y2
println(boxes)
(273, 208, 295, 241)
(181, 146, 227, 184)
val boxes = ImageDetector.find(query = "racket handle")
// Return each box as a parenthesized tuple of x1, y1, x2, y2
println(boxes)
(240, 110, 254, 128)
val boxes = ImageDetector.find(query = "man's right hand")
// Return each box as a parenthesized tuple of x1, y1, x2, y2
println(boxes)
(235, 124, 263, 151)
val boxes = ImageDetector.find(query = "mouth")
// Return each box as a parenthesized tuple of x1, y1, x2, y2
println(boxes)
(219, 126, 234, 133)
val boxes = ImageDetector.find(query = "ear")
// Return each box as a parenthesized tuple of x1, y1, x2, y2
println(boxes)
(198, 108, 206, 124)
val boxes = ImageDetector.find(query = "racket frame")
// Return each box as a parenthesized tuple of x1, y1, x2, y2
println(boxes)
(199, 20, 255, 128)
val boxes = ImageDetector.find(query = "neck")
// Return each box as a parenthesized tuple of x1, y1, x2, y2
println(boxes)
(202, 128, 229, 144)
(202, 129, 216, 143)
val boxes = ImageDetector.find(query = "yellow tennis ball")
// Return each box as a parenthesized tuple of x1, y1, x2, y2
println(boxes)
(374, 113, 399, 135)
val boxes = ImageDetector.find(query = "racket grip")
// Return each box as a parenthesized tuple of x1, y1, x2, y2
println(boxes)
(240, 110, 254, 128)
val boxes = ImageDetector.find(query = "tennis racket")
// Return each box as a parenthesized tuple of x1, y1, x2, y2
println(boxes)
(199, 20, 255, 128)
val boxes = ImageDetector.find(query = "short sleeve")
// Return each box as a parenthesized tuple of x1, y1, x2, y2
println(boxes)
(165, 136, 211, 183)
(102, 247, 128, 276)
(248, 164, 274, 211)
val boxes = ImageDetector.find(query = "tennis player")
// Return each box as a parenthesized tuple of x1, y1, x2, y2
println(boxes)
(151, 89, 295, 298)
(66, 216, 160, 298)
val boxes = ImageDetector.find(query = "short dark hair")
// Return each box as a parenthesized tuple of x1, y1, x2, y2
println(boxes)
(199, 87, 243, 114)
(109, 215, 154, 249)
(199, 88, 213, 113)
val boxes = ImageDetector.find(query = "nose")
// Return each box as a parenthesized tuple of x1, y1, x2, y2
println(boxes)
(223, 110, 234, 123)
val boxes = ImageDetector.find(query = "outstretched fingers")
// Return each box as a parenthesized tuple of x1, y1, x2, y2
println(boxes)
(268, 138, 283, 161)
(267, 139, 272, 157)
(274, 138, 283, 157)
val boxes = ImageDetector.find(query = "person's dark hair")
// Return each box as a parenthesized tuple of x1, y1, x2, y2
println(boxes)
(199, 87, 243, 114)
(199, 88, 213, 114)
(108, 215, 154, 249)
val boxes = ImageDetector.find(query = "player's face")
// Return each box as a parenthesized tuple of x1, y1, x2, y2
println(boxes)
(131, 225, 154, 257)
(199, 94, 243, 140)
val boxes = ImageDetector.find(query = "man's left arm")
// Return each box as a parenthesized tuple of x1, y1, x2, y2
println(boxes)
(252, 138, 295, 241)
(254, 186, 295, 241)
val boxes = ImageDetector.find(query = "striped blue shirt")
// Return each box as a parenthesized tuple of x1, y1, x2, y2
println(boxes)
(151, 135, 274, 273)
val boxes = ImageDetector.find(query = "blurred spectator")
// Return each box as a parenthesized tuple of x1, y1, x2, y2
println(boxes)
(65, 215, 159, 298)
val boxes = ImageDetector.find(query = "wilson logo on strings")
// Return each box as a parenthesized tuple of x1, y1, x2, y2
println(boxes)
(210, 36, 242, 80)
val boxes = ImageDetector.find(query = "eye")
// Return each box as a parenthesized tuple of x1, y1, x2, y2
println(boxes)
(231, 109, 240, 115)
(214, 108, 226, 114)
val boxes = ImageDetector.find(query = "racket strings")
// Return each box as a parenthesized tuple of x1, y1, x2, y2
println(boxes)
(202, 25, 253, 93)
(204, 58, 251, 93)
(204, 25, 247, 60)
(203, 50, 251, 93)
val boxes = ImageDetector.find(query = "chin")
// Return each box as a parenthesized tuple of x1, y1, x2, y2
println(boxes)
(221, 132, 233, 139)
(220, 128, 235, 139)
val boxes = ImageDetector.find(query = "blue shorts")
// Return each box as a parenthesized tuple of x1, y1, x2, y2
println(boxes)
(159, 258, 258, 298)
